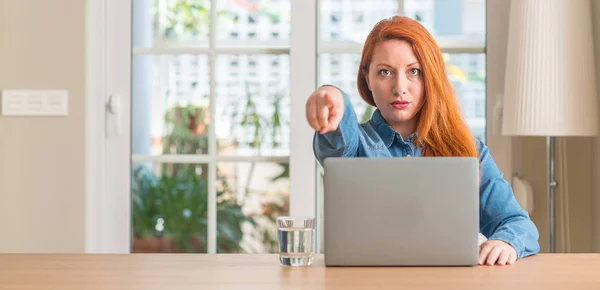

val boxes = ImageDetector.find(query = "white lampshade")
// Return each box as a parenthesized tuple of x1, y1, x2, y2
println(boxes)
(502, 0, 599, 136)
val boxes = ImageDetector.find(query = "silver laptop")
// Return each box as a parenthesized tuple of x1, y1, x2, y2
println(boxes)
(323, 157, 479, 266)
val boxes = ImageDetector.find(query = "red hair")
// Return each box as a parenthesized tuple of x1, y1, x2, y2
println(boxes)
(357, 16, 477, 157)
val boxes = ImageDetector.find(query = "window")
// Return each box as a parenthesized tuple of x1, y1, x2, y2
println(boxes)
(128, 0, 486, 255)
(131, 0, 291, 254)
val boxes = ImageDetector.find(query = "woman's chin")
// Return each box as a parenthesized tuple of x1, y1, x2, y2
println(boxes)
(382, 110, 416, 124)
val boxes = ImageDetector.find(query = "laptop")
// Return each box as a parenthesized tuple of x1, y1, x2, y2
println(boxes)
(323, 157, 480, 266)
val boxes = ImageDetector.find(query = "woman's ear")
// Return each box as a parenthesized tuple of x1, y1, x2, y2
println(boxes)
(364, 71, 371, 91)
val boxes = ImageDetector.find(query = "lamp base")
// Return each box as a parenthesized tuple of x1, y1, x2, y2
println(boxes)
(547, 136, 557, 253)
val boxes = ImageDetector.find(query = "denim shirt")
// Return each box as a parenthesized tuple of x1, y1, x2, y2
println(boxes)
(313, 92, 540, 259)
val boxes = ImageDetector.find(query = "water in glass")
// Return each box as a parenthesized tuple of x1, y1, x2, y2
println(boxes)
(277, 216, 314, 266)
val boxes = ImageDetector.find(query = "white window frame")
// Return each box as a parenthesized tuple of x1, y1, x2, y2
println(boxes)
(86, 0, 132, 253)
(485, 0, 513, 181)
(87, 0, 318, 254)
(128, 0, 317, 254)
(86, 0, 107, 253)
(87, 0, 510, 253)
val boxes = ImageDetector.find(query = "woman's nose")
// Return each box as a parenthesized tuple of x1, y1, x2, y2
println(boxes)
(394, 75, 408, 95)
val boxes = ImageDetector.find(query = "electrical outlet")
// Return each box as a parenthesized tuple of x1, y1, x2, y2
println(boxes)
(1, 90, 68, 116)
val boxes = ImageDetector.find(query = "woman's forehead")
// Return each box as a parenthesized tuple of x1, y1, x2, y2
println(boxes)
(371, 39, 419, 66)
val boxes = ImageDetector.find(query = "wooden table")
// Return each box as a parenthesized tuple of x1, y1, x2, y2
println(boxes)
(1, 254, 599, 289)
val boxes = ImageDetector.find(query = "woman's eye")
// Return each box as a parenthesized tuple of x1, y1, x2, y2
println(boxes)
(379, 69, 391, 77)
(408, 68, 421, 76)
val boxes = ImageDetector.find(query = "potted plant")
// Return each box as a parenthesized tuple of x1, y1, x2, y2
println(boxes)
(132, 103, 254, 253)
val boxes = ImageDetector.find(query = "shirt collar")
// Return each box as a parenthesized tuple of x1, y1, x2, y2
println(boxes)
(370, 109, 417, 147)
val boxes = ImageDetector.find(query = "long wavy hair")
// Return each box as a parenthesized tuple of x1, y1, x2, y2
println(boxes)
(357, 16, 477, 157)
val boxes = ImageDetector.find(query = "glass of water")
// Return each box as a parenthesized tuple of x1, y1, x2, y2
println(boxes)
(277, 216, 314, 266)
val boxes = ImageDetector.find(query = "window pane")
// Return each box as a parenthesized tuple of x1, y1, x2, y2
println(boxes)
(445, 53, 486, 142)
(215, 54, 290, 156)
(132, 55, 210, 156)
(404, 0, 485, 45)
(217, 162, 290, 253)
(318, 53, 375, 122)
(152, 0, 211, 46)
(319, 0, 398, 43)
(131, 162, 208, 253)
(217, 0, 291, 43)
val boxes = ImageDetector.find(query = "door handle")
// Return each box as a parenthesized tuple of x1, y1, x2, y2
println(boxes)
(106, 94, 123, 137)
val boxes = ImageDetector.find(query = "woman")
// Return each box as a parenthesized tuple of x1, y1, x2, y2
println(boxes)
(306, 16, 540, 266)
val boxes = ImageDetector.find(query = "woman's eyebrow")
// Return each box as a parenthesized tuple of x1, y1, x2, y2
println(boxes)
(375, 63, 393, 68)
(375, 62, 420, 68)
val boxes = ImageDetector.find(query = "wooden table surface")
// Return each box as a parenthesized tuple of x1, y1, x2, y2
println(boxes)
(1, 254, 599, 289)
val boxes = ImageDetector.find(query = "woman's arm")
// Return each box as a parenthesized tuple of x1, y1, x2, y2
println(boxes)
(477, 140, 541, 260)
(311, 86, 360, 166)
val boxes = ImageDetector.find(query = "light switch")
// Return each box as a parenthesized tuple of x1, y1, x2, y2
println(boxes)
(1, 90, 68, 116)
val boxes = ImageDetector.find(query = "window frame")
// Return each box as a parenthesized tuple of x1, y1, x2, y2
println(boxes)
(127, 0, 315, 254)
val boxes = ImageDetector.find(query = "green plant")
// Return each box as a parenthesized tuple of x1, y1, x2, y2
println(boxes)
(360, 105, 375, 123)
(258, 190, 290, 251)
(162, 105, 209, 155)
(132, 163, 255, 253)
(154, 0, 283, 41)
(227, 82, 285, 151)
(133, 103, 255, 253)
(135, 0, 292, 252)
(132, 164, 208, 252)
(222, 83, 290, 252)
(225, 82, 288, 197)
(154, 0, 212, 40)
(133, 88, 291, 252)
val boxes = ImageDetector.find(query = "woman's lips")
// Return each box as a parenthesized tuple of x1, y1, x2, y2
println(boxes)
(391, 100, 411, 109)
